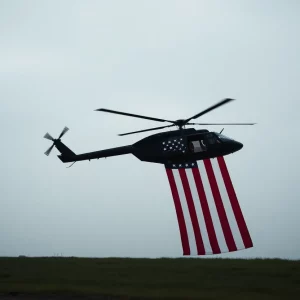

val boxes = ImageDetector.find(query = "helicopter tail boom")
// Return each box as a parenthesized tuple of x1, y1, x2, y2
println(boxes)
(44, 126, 134, 164)
(58, 145, 133, 163)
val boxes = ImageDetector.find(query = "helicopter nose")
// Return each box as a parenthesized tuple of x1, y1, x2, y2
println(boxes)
(234, 141, 243, 151)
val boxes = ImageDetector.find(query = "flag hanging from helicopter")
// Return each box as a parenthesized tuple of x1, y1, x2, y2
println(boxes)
(165, 156, 253, 255)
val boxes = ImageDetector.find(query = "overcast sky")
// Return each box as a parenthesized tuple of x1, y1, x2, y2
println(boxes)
(1, 0, 299, 259)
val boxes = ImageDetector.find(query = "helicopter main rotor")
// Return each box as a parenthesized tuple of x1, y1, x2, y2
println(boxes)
(95, 98, 255, 136)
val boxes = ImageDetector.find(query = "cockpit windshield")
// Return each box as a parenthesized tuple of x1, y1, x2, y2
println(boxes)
(205, 133, 218, 144)
(218, 133, 232, 141)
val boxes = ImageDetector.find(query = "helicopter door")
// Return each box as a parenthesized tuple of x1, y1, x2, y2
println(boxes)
(189, 140, 207, 153)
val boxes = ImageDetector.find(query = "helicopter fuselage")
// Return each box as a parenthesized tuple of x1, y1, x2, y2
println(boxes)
(57, 128, 243, 165)
(131, 128, 242, 164)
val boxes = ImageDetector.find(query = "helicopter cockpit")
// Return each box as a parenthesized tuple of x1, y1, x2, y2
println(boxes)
(187, 132, 238, 154)
(189, 140, 207, 153)
(188, 132, 220, 153)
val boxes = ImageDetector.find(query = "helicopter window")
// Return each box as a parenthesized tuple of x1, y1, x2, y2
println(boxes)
(189, 140, 207, 153)
(218, 134, 232, 141)
(205, 134, 218, 145)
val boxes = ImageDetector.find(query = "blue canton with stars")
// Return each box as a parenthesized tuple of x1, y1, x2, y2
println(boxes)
(162, 138, 187, 154)
(165, 161, 198, 169)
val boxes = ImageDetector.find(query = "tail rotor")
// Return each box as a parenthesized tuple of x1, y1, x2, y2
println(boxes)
(43, 126, 69, 156)
(44, 133, 54, 141)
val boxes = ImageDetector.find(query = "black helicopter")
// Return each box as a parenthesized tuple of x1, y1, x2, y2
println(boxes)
(44, 98, 255, 166)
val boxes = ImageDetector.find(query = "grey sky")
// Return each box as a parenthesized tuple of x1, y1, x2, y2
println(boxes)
(1, 0, 299, 259)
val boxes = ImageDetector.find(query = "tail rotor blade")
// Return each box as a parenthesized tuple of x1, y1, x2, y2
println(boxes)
(58, 126, 69, 139)
(44, 144, 55, 156)
(44, 133, 54, 141)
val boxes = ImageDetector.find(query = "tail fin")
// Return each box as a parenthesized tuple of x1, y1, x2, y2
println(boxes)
(55, 140, 75, 157)
(55, 140, 76, 163)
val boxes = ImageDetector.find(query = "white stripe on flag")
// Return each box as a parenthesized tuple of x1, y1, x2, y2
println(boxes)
(185, 168, 213, 254)
(210, 158, 245, 250)
(197, 160, 229, 253)
(173, 169, 198, 255)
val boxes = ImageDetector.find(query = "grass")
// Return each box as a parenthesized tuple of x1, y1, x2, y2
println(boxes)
(0, 257, 299, 299)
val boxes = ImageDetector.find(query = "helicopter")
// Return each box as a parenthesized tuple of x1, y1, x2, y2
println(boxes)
(44, 98, 255, 166)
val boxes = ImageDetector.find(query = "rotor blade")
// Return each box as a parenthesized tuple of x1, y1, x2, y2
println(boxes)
(118, 124, 175, 136)
(187, 122, 256, 125)
(44, 144, 55, 156)
(58, 126, 69, 139)
(95, 108, 174, 123)
(44, 133, 54, 141)
(184, 98, 235, 124)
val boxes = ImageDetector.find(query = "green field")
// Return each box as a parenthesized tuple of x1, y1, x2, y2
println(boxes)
(0, 257, 299, 299)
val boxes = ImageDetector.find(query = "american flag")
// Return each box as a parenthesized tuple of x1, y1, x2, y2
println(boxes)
(162, 138, 187, 154)
(165, 156, 253, 255)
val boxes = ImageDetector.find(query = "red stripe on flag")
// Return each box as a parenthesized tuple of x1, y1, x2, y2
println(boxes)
(204, 159, 237, 252)
(166, 168, 190, 255)
(192, 167, 221, 254)
(179, 168, 205, 255)
(217, 156, 253, 248)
